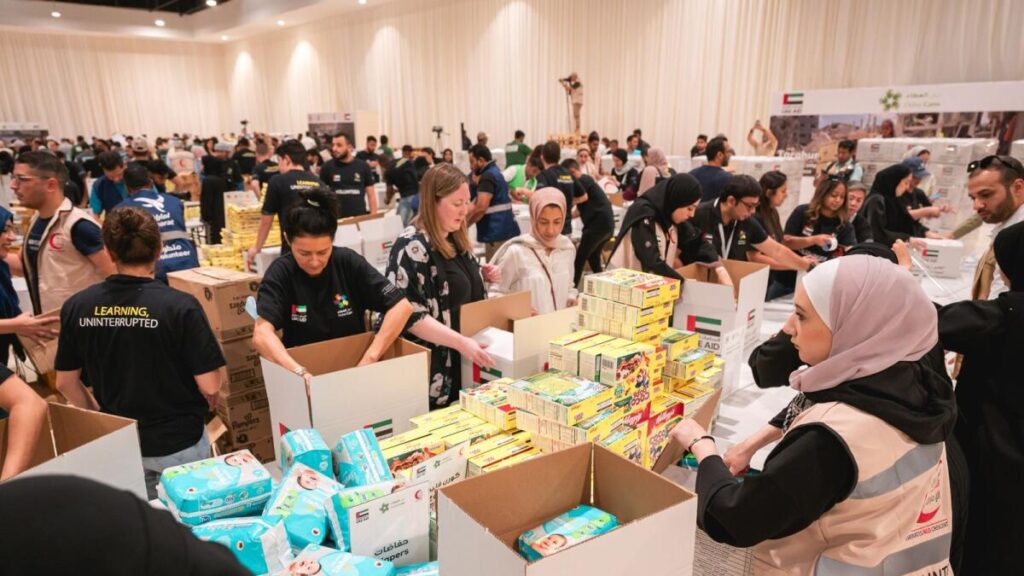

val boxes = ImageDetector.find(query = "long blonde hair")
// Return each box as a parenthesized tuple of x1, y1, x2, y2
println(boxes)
(415, 163, 473, 260)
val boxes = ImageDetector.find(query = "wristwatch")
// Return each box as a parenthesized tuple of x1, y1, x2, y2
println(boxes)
(293, 366, 309, 377)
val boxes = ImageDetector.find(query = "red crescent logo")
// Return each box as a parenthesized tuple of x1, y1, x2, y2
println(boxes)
(917, 507, 939, 524)
(48, 233, 66, 250)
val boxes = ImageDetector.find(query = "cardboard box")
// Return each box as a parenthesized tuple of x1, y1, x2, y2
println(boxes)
(17, 309, 59, 376)
(674, 259, 768, 352)
(216, 388, 271, 444)
(854, 139, 891, 162)
(261, 333, 430, 462)
(168, 267, 260, 341)
(694, 328, 743, 397)
(334, 223, 363, 255)
(439, 443, 697, 575)
(1012, 139, 1024, 162)
(359, 215, 403, 270)
(859, 161, 885, 185)
(460, 292, 577, 387)
(217, 434, 275, 463)
(914, 238, 965, 279)
(461, 327, 519, 389)
(0, 402, 147, 499)
(219, 337, 263, 389)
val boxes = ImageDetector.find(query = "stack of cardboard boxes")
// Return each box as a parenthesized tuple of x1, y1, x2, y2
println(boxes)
(168, 267, 274, 462)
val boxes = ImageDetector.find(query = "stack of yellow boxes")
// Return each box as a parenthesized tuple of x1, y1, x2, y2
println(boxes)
(200, 244, 244, 271)
(223, 204, 281, 252)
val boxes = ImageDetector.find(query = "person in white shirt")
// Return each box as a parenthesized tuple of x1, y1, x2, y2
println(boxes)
(966, 155, 1024, 299)
(489, 188, 576, 314)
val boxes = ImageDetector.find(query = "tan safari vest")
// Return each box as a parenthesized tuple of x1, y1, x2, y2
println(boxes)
(22, 198, 105, 314)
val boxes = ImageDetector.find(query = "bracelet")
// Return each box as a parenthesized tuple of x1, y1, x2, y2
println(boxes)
(686, 435, 716, 453)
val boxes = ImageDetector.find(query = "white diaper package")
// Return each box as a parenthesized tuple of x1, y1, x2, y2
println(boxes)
(192, 517, 293, 575)
(280, 429, 334, 479)
(262, 463, 343, 549)
(275, 544, 396, 576)
(158, 450, 273, 526)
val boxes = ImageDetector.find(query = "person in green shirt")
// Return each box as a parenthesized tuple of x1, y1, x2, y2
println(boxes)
(505, 130, 532, 167)
(506, 157, 543, 203)
(379, 134, 393, 158)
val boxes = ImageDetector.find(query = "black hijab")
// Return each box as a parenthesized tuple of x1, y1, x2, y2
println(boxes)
(869, 164, 916, 233)
(623, 173, 703, 232)
(994, 220, 1024, 291)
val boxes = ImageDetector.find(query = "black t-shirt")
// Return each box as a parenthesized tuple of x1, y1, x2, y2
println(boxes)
(320, 158, 376, 218)
(783, 204, 856, 261)
(536, 166, 577, 235)
(385, 160, 420, 199)
(691, 200, 769, 261)
(254, 159, 280, 194)
(54, 275, 226, 457)
(232, 149, 257, 175)
(354, 150, 381, 183)
(575, 174, 614, 229)
(256, 248, 406, 348)
(441, 252, 484, 334)
(900, 188, 932, 210)
(262, 170, 322, 253)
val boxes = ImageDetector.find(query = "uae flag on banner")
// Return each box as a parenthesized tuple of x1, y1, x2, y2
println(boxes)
(783, 92, 804, 105)
(686, 315, 722, 338)
(365, 418, 394, 440)
(473, 363, 503, 385)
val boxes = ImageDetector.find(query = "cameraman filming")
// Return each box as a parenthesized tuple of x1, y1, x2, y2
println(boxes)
(559, 73, 583, 134)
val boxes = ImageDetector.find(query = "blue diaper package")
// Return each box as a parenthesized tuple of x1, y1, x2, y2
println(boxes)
(158, 450, 273, 526)
(517, 504, 619, 561)
(275, 544, 395, 576)
(395, 561, 439, 575)
(333, 429, 394, 488)
(324, 482, 395, 552)
(281, 429, 334, 479)
(192, 517, 293, 575)
(263, 463, 343, 549)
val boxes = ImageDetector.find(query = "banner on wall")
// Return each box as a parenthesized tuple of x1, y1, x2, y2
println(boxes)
(768, 81, 1024, 171)
(308, 112, 354, 138)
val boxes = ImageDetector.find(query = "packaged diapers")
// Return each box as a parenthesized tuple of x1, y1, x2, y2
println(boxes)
(276, 544, 395, 576)
(281, 429, 334, 479)
(395, 561, 439, 575)
(325, 482, 396, 552)
(334, 429, 394, 487)
(158, 450, 272, 526)
(517, 504, 618, 561)
(263, 463, 343, 549)
(192, 517, 293, 575)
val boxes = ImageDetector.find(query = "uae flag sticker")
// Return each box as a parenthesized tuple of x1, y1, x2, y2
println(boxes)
(686, 315, 721, 337)
(473, 364, 503, 385)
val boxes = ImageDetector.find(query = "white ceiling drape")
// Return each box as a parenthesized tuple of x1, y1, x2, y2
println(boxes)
(2, 0, 1022, 154)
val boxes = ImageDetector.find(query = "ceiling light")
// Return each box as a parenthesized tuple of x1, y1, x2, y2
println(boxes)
(221, 35, 230, 41)
(155, 19, 166, 27)
(276, 20, 285, 26)
(206, 0, 218, 7)
(51, 11, 62, 18)
(358, 0, 367, 4)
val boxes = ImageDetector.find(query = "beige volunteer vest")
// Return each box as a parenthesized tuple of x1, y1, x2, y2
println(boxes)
(22, 198, 106, 314)
(754, 402, 953, 576)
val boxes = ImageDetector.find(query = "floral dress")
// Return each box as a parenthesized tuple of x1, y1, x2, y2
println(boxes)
(382, 226, 481, 408)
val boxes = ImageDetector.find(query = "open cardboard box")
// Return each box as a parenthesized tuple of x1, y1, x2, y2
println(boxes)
(359, 214, 403, 271)
(0, 402, 146, 499)
(673, 260, 768, 352)
(459, 292, 577, 388)
(438, 443, 697, 576)
(651, 387, 723, 475)
(334, 223, 363, 256)
(261, 333, 429, 462)
(17, 308, 60, 380)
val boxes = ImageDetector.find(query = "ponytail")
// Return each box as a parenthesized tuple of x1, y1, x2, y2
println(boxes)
(285, 185, 339, 240)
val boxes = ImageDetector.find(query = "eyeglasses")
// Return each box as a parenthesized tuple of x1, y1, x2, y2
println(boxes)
(10, 174, 52, 183)
(740, 199, 760, 211)
(967, 155, 1024, 179)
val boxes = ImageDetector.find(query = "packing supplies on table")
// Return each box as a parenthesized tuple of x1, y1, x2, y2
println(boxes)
(582, 270, 681, 308)
(660, 328, 700, 359)
(192, 517, 292, 576)
(158, 450, 273, 526)
(263, 463, 343, 549)
(333, 429, 394, 487)
(506, 371, 620, 426)
(666, 349, 715, 381)
(324, 482, 396, 552)
(280, 429, 333, 479)
(578, 338, 632, 381)
(276, 544, 395, 576)
(516, 505, 619, 561)
(578, 294, 674, 327)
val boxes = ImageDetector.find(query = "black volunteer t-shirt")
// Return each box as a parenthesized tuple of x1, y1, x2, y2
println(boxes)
(900, 188, 932, 211)
(261, 170, 322, 253)
(441, 251, 484, 334)
(254, 159, 280, 194)
(320, 158, 376, 218)
(692, 200, 769, 261)
(257, 248, 406, 348)
(233, 149, 257, 175)
(54, 275, 226, 457)
(783, 204, 857, 261)
(384, 160, 419, 199)
(536, 166, 577, 235)
(575, 174, 614, 229)
(354, 150, 381, 183)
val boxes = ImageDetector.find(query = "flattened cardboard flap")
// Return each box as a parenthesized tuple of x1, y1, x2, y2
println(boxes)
(339, 212, 384, 227)
(592, 444, 692, 525)
(48, 403, 135, 454)
(652, 388, 723, 474)
(677, 260, 768, 305)
(172, 266, 257, 285)
(460, 292, 532, 338)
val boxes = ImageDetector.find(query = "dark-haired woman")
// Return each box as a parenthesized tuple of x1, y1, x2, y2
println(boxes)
(253, 188, 414, 389)
(55, 206, 228, 498)
(861, 163, 940, 248)
(774, 178, 856, 295)
(750, 171, 794, 299)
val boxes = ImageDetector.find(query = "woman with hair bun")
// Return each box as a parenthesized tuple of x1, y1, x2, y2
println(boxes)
(55, 206, 229, 498)
(253, 186, 414, 389)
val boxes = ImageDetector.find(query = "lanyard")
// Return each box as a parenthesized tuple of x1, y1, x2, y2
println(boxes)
(715, 200, 736, 258)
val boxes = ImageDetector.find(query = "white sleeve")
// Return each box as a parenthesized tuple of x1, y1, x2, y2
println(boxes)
(502, 166, 518, 182)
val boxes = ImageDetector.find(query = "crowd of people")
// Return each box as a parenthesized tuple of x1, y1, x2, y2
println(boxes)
(0, 124, 1022, 574)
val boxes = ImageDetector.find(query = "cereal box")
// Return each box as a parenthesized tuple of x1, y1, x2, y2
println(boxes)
(578, 338, 631, 382)
(660, 328, 700, 359)
(467, 438, 536, 476)
(548, 330, 600, 371)
(464, 431, 532, 460)
(666, 350, 715, 381)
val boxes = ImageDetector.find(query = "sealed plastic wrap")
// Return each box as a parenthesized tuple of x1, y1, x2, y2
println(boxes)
(263, 463, 343, 548)
(275, 544, 395, 576)
(280, 429, 334, 479)
(158, 450, 272, 526)
(192, 517, 293, 575)
(517, 505, 619, 561)
(333, 429, 394, 487)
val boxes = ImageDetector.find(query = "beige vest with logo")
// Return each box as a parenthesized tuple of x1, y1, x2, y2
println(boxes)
(754, 402, 953, 576)
(22, 198, 106, 314)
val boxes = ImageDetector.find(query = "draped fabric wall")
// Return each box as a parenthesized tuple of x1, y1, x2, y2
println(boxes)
(2, 0, 1023, 154)
(0, 30, 229, 138)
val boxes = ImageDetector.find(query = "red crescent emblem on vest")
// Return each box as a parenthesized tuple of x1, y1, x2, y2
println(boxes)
(916, 507, 940, 524)
(48, 233, 66, 250)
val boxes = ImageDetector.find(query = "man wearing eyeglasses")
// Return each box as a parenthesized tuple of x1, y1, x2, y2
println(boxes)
(10, 152, 114, 316)
(965, 155, 1024, 300)
(692, 174, 815, 272)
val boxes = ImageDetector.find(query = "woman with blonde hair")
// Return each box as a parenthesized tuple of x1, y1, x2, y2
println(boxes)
(383, 163, 501, 408)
